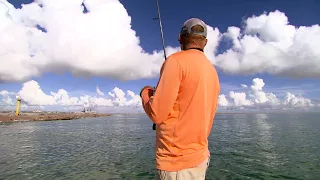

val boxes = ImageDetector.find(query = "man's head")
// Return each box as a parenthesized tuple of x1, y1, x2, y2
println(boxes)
(178, 18, 208, 51)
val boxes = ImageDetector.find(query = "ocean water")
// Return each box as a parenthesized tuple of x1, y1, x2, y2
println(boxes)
(0, 113, 319, 180)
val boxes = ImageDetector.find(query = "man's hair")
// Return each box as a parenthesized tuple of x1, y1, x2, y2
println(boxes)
(180, 25, 206, 45)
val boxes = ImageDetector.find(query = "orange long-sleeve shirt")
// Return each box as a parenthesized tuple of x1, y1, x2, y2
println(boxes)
(141, 49, 220, 171)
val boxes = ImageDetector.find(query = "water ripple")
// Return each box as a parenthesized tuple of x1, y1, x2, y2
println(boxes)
(1, 114, 319, 179)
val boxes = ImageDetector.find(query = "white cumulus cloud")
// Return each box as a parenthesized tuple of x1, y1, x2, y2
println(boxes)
(0, 90, 10, 96)
(96, 86, 104, 96)
(215, 10, 320, 78)
(0, 89, 15, 105)
(1, 1, 319, 112)
(1, 77, 318, 112)
(218, 77, 318, 111)
(0, 0, 220, 82)
(218, 94, 229, 107)
(283, 92, 313, 108)
(3, 1, 319, 83)
(0, 79, 142, 112)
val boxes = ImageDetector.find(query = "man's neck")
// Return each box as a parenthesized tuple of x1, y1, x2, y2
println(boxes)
(182, 45, 204, 52)
(186, 47, 203, 52)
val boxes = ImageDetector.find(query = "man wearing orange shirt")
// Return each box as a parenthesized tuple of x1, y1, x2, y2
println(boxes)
(140, 18, 220, 180)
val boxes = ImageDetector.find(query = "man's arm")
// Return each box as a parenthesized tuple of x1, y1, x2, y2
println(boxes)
(140, 57, 182, 124)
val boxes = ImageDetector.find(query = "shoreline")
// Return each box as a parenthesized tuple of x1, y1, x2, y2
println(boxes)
(0, 112, 111, 123)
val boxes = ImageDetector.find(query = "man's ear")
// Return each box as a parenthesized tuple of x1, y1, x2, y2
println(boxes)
(178, 34, 181, 44)
(204, 39, 208, 47)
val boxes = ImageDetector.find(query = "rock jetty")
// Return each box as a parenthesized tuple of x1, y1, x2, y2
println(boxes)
(0, 112, 111, 123)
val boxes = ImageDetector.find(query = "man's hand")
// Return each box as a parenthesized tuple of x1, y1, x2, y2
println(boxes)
(140, 86, 154, 98)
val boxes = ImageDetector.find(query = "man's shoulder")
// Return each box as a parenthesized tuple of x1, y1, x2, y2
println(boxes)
(168, 50, 189, 58)
(167, 50, 194, 63)
(169, 50, 207, 59)
(165, 51, 182, 65)
(167, 51, 182, 59)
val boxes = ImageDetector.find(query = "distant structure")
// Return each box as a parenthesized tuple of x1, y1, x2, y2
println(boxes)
(15, 96, 21, 116)
(81, 107, 92, 113)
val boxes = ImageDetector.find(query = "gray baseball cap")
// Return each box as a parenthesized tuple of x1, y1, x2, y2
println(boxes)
(180, 18, 207, 37)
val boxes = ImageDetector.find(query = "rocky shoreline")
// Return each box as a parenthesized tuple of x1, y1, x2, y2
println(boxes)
(0, 112, 111, 123)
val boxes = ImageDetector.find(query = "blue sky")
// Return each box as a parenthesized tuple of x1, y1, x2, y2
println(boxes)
(0, 0, 320, 111)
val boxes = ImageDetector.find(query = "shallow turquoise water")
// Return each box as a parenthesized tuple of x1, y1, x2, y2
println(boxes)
(0, 113, 319, 179)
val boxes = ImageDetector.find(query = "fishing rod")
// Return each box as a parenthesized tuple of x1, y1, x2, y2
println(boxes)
(152, 0, 167, 130)
(154, 0, 167, 60)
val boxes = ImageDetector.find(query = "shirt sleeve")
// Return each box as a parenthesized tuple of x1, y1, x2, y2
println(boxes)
(141, 56, 182, 124)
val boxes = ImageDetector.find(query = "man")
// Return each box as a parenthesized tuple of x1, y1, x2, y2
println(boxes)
(140, 18, 220, 180)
